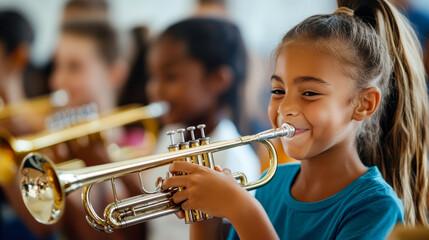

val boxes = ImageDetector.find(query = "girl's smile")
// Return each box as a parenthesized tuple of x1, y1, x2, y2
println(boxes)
(278, 121, 309, 137)
(290, 127, 309, 136)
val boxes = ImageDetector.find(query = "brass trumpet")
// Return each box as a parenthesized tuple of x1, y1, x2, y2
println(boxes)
(19, 123, 295, 233)
(0, 90, 69, 120)
(0, 102, 169, 186)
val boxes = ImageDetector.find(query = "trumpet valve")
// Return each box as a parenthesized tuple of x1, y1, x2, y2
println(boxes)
(187, 126, 196, 140)
(197, 124, 206, 138)
(166, 131, 176, 145)
(166, 131, 179, 151)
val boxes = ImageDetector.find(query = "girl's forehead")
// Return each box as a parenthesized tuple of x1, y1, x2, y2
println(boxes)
(59, 34, 98, 57)
(59, 33, 112, 65)
(61, 32, 94, 46)
(156, 37, 188, 53)
(275, 44, 338, 69)
(150, 38, 189, 61)
(277, 39, 356, 73)
(274, 44, 354, 86)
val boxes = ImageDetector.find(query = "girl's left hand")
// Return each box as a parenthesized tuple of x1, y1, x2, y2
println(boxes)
(162, 161, 250, 219)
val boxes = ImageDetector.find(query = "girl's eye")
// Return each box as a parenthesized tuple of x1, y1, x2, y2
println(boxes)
(302, 91, 319, 96)
(271, 89, 285, 95)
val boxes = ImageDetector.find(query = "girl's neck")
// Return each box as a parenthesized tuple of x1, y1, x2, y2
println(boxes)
(291, 139, 368, 202)
(0, 74, 26, 104)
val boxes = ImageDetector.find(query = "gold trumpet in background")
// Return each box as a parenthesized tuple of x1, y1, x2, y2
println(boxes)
(19, 123, 295, 233)
(0, 102, 169, 186)
(0, 90, 69, 120)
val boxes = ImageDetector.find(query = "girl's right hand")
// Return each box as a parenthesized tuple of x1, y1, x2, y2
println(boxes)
(172, 165, 227, 219)
(162, 161, 252, 219)
(165, 162, 279, 240)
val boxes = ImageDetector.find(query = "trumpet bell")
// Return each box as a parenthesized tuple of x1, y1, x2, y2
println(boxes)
(20, 153, 64, 224)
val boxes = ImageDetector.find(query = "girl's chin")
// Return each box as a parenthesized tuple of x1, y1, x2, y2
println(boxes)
(283, 152, 306, 161)
(280, 142, 309, 161)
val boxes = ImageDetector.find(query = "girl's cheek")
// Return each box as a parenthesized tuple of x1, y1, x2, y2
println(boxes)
(268, 99, 280, 128)
(304, 102, 332, 138)
(302, 103, 318, 124)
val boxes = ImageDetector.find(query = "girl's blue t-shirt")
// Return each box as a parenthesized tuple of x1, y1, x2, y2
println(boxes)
(228, 163, 404, 240)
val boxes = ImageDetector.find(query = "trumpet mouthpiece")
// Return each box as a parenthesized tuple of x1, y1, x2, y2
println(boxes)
(254, 123, 295, 141)
(279, 123, 295, 138)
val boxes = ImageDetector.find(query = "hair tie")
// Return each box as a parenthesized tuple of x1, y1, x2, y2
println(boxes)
(333, 6, 354, 17)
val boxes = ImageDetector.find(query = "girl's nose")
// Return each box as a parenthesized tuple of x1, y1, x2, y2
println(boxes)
(278, 94, 299, 117)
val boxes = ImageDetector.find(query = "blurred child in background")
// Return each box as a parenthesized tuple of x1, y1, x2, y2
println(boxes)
(144, 17, 260, 239)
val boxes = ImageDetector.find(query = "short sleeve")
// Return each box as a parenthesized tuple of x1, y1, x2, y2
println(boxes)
(336, 195, 404, 239)
(227, 226, 239, 240)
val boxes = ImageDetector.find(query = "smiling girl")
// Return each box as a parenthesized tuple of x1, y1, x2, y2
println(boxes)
(162, 0, 429, 239)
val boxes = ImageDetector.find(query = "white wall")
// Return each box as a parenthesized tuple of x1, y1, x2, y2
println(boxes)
(1, 0, 428, 66)
(0, 0, 337, 66)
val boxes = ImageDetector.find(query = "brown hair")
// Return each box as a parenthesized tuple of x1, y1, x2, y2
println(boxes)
(65, 0, 108, 12)
(63, 0, 109, 22)
(278, 0, 428, 226)
(61, 21, 119, 65)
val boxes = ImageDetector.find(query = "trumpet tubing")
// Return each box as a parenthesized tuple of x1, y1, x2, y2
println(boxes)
(0, 102, 168, 186)
(20, 123, 295, 232)
(0, 89, 69, 120)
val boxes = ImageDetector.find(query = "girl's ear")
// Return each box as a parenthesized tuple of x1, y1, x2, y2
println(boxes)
(352, 87, 381, 121)
(109, 59, 129, 89)
(208, 65, 233, 95)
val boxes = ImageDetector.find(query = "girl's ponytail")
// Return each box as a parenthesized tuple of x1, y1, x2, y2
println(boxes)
(338, 0, 429, 226)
